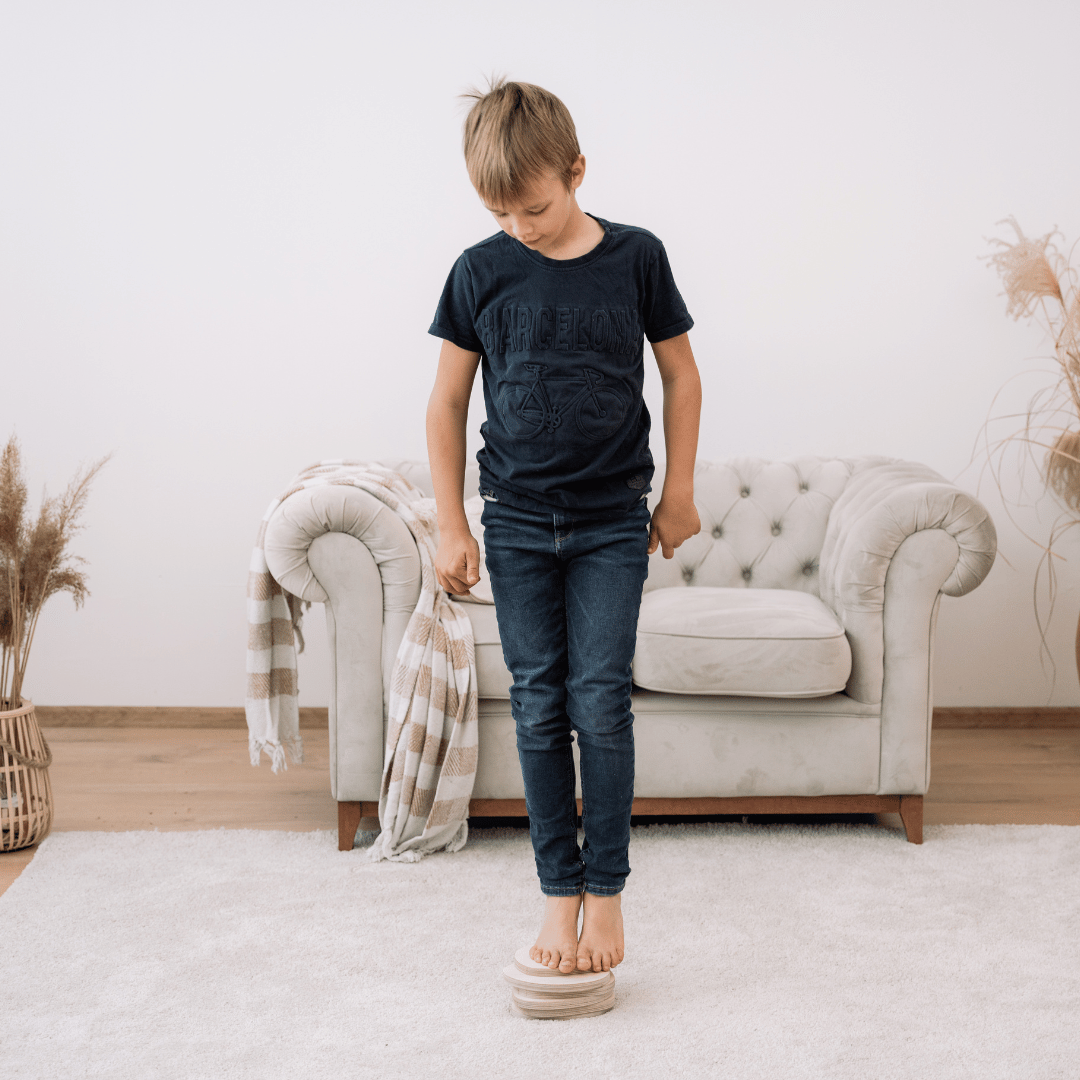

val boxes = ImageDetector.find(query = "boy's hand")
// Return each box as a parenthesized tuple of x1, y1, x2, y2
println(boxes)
(648, 496, 700, 559)
(434, 527, 482, 596)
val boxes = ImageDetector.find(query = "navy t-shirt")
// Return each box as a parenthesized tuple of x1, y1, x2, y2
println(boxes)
(428, 214, 693, 516)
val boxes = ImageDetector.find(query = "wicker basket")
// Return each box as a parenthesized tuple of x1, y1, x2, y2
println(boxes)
(0, 699, 53, 852)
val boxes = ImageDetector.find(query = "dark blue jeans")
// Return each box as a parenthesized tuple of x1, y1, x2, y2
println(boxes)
(480, 494, 651, 896)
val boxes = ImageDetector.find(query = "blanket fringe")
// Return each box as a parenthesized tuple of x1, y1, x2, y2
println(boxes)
(248, 735, 303, 774)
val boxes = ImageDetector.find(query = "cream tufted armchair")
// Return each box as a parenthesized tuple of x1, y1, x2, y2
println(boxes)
(262, 456, 996, 847)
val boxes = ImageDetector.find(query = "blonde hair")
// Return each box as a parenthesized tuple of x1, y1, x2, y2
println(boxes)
(460, 76, 581, 206)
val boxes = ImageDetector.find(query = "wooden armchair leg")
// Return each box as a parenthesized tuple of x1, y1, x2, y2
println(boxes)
(338, 801, 364, 851)
(899, 795, 924, 844)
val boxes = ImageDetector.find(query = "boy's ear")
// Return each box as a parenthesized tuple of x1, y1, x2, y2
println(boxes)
(569, 154, 586, 190)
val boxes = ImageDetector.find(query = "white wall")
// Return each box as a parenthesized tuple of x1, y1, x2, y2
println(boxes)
(2, 0, 1078, 708)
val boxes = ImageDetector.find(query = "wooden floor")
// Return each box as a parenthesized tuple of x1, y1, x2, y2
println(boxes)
(2, 726, 1078, 897)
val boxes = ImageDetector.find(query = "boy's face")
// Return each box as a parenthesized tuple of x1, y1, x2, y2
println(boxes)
(481, 156, 586, 258)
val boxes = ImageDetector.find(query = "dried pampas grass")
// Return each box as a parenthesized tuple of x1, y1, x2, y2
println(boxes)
(982, 219, 1080, 510)
(0, 437, 108, 709)
(979, 219, 1080, 686)
(1045, 429, 1080, 512)
(986, 217, 1066, 320)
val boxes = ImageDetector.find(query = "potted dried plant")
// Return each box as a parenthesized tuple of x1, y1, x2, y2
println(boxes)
(981, 218, 1080, 684)
(0, 436, 107, 850)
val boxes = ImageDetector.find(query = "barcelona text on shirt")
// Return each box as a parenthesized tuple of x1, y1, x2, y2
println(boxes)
(477, 305, 642, 357)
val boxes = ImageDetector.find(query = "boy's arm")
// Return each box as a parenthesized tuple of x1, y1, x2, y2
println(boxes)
(649, 332, 702, 558)
(426, 339, 483, 595)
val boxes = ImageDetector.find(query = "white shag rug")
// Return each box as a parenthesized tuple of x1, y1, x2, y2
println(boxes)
(2, 824, 1078, 1080)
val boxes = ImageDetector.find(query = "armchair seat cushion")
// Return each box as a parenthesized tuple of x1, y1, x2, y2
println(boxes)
(632, 586, 852, 698)
(461, 602, 514, 700)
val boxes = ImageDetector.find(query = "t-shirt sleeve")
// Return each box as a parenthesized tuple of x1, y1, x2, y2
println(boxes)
(428, 254, 484, 353)
(642, 242, 694, 343)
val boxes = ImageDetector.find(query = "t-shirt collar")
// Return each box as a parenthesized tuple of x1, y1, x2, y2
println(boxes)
(511, 213, 612, 270)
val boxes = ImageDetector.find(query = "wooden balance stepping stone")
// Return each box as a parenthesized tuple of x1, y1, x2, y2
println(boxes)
(502, 946, 616, 1019)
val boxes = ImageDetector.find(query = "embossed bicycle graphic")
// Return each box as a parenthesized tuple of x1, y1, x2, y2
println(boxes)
(501, 364, 630, 441)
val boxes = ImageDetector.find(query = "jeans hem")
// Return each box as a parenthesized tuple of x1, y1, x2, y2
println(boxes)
(583, 883, 625, 897)
(540, 885, 584, 897)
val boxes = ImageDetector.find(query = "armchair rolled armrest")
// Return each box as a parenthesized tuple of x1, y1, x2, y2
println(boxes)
(818, 459, 997, 792)
(262, 484, 421, 801)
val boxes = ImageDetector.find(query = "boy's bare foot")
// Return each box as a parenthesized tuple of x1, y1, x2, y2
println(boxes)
(530, 894, 582, 973)
(577, 891, 624, 972)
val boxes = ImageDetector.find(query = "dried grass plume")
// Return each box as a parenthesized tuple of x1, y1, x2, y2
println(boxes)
(0, 436, 108, 709)
(986, 216, 1066, 320)
(979, 219, 1080, 685)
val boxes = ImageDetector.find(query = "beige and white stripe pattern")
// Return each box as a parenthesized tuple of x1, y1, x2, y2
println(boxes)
(246, 492, 307, 774)
(245, 461, 479, 862)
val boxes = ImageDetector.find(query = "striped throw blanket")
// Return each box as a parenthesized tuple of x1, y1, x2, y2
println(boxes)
(245, 461, 479, 862)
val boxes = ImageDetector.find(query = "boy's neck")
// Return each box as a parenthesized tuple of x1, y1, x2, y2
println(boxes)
(532, 206, 604, 261)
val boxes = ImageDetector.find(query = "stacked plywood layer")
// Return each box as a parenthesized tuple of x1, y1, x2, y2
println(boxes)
(502, 947, 615, 1019)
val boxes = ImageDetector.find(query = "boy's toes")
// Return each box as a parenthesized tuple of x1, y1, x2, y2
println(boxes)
(576, 948, 594, 972)
(531, 943, 579, 971)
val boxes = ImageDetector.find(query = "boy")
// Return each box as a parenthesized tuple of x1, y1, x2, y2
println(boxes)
(426, 79, 702, 975)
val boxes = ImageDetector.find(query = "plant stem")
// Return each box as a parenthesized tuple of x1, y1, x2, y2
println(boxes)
(5, 563, 20, 705)
(17, 563, 54, 698)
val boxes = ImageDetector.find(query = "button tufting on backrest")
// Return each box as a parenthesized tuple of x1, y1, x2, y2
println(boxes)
(641, 457, 857, 596)
(682, 568, 694, 583)
(803, 564, 815, 576)
(742, 567, 752, 581)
